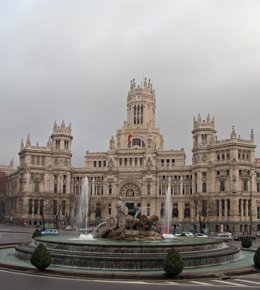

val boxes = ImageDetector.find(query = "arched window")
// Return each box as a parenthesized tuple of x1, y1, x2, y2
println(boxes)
(132, 138, 145, 147)
(133, 104, 144, 124)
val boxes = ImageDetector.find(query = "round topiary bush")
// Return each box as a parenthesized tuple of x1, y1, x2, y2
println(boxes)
(32, 228, 42, 239)
(254, 247, 260, 268)
(241, 236, 252, 248)
(163, 248, 184, 277)
(31, 243, 52, 271)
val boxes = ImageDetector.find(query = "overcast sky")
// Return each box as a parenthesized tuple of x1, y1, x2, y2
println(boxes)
(1, 0, 260, 167)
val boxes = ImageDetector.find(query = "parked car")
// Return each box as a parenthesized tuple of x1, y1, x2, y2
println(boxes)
(194, 233, 208, 238)
(233, 234, 256, 241)
(215, 233, 232, 241)
(41, 229, 60, 236)
(174, 232, 194, 237)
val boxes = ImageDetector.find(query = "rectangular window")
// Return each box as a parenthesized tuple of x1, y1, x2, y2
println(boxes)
(202, 200, 207, 216)
(29, 199, 33, 214)
(40, 199, 43, 215)
(62, 200, 66, 215)
(53, 200, 57, 215)
(34, 199, 38, 214)
(220, 179, 225, 192)
(243, 179, 248, 192)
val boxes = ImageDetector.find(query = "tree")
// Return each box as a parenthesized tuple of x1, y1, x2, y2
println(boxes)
(163, 248, 184, 277)
(32, 228, 42, 239)
(192, 195, 216, 233)
(254, 247, 260, 269)
(241, 236, 252, 248)
(38, 192, 75, 229)
(31, 243, 52, 271)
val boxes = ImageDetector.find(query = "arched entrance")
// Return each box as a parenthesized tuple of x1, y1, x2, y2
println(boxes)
(119, 182, 141, 217)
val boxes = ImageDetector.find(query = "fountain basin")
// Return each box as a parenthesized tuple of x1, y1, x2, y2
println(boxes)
(15, 236, 240, 271)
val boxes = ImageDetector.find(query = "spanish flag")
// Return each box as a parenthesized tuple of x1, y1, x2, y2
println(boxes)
(128, 131, 133, 144)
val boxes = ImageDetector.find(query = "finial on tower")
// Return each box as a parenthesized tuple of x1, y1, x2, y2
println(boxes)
(20, 138, 24, 149)
(47, 137, 51, 148)
(26, 134, 31, 147)
(250, 128, 254, 141)
(207, 113, 210, 123)
(212, 116, 215, 126)
(230, 126, 237, 139)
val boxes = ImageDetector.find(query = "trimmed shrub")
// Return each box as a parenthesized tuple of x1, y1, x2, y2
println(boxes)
(31, 243, 52, 271)
(163, 248, 184, 277)
(32, 228, 42, 239)
(241, 236, 252, 248)
(254, 247, 260, 269)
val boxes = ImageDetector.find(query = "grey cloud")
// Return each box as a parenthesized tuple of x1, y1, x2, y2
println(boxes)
(1, 0, 260, 166)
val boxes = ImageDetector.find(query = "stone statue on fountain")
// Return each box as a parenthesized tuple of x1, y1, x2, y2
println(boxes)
(96, 197, 162, 240)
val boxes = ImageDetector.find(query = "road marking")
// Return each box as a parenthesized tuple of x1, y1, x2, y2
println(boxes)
(93, 280, 147, 284)
(166, 281, 182, 285)
(190, 280, 213, 286)
(0, 270, 150, 285)
(212, 279, 247, 286)
(234, 279, 260, 285)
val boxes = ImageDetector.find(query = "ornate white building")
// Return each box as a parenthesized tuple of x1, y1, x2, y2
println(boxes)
(2, 79, 260, 235)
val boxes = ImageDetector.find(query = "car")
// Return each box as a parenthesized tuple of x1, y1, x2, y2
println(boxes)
(233, 234, 256, 241)
(175, 232, 194, 237)
(41, 229, 60, 236)
(215, 233, 232, 241)
(194, 233, 208, 238)
(256, 231, 260, 238)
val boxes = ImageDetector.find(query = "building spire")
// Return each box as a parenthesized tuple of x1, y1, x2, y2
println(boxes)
(230, 126, 237, 139)
(250, 128, 254, 141)
(26, 134, 31, 147)
(20, 138, 24, 149)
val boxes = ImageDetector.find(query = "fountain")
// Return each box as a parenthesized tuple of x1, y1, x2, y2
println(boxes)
(162, 184, 175, 239)
(15, 178, 242, 273)
(76, 177, 93, 240)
